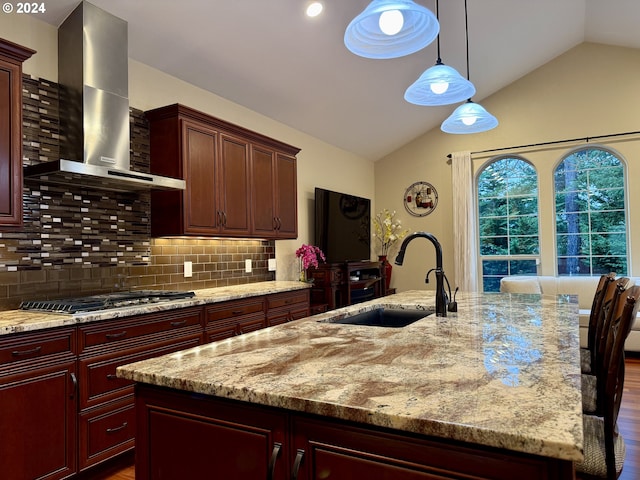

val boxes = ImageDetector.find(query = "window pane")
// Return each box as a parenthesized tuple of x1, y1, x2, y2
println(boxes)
(509, 216, 539, 236)
(589, 187, 624, 211)
(478, 197, 507, 217)
(479, 217, 508, 236)
(592, 233, 627, 256)
(508, 196, 538, 215)
(592, 256, 627, 275)
(555, 192, 588, 213)
(557, 256, 591, 275)
(556, 212, 589, 234)
(510, 236, 540, 255)
(589, 166, 624, 189)
(480, 236, 508, 255)
(557, 233, 590, 256)
(509, 260, 538, 275)
(483, 260, 508, 276)
(591, 211, 625, 233)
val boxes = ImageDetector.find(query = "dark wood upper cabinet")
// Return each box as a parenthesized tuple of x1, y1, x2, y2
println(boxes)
(146, 104, 299, 239)
(0, 39, 35, 228)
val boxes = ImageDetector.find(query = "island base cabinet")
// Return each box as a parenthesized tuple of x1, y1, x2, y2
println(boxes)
(291, 417, 576, 480)
(135, 385, 576, 480)
(135, 385, 288, 480)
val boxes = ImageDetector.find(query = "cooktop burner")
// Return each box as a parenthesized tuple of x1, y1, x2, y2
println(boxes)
(20, 290, 196, 314)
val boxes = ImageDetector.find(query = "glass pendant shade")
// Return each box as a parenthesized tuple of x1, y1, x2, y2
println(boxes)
(441, 100, 498, 134)
(344, 0, 440, 59)
(404, 61, 476, 106)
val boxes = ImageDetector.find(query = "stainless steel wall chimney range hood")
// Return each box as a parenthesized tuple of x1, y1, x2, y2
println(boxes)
(23, 1, 185, 192)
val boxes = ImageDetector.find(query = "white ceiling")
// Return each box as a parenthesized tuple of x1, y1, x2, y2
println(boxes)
(38, 0, 640, 161)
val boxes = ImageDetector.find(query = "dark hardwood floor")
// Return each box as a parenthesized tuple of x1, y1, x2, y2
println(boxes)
(95, 356, 640, 480)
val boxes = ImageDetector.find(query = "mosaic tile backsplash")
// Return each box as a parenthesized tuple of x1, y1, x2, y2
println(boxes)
(0, 75, 275, 310)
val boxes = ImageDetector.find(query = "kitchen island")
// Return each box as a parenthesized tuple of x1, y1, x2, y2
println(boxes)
(118, 291, 583, 479)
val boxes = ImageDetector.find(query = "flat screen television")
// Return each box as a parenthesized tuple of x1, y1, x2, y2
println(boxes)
(314, 187, 371, 264)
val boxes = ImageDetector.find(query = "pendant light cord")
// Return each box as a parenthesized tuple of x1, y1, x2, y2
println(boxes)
(435, 0, 442, 64)
(464, 0, 470, 82)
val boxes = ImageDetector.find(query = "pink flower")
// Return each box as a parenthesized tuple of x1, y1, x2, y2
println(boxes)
(295, 244, 326, 270)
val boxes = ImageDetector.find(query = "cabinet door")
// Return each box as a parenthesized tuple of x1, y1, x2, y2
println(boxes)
(0, 42, 34, 227)
(182, 119, 219, 235)
(274, 152, 298, 238)
(251, 145, 277, 237)
(136, 385, 288, 480)
(251, 148, 298, 239)
(218, 133, 251, 236)
(0, 361, 77, 480)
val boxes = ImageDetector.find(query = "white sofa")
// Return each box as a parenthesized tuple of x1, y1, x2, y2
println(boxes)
(499, 275, 640, 352)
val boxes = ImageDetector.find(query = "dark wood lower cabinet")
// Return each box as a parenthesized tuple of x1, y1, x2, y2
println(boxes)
(135, 384, 575, 480)
(135, 386, 288, 480)
(0, 328, 77, 480)
(0, 290, 310, 479)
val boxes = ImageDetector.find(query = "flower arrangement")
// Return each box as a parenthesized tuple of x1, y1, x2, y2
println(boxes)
(372, 209, 409, 257)
(295, 244, 326, 282)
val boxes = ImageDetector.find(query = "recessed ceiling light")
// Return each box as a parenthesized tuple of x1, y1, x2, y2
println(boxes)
(306, 1, 323, 17)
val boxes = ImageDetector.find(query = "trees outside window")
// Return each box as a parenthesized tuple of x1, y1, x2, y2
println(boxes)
(478, 157, 540, 292)
(554, 147, 628, 275)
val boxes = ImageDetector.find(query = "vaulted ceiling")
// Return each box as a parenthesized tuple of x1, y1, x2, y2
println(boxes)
(38, 0, 640, 161)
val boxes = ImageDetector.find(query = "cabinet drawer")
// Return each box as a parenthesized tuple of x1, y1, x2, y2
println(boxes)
(0, 328, 75, 366)
(266, 290, 309, 310)
(79, 307, 202, 351)
(267, 305, 309, 327)
(79, 333, 201, 409)
(205, 297, 265, 323)
(79, 397, 136, 470)
(205, 312, 265, 343)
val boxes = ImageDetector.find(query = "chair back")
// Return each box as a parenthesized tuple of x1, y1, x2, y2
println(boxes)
(598, 285, 640, 479)
(593, 277, 630, 381)
(587, 273, 617, 356)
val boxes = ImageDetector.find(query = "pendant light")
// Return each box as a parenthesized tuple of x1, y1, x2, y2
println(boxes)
(404, 0, 475, 106)
(344, 0, 439, 59)
(441, 0, 497, 134)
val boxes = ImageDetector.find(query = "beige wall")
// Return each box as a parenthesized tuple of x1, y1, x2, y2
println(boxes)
(376, 43, 640, 292)
(1, 14, 375, 282)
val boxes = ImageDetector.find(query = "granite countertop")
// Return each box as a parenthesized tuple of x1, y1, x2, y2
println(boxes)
(0, 281, 309, 336)
(117, 290, 583, 463)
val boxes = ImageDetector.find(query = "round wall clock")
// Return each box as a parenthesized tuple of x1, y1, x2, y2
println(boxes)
(403, 181, 438, 217)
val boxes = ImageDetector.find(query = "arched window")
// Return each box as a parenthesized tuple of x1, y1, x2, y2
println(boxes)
(477, 156, 540, 292)
(554, 147, 628, 275)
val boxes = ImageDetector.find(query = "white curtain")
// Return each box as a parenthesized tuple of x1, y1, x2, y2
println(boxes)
(451, 151, 478, 292)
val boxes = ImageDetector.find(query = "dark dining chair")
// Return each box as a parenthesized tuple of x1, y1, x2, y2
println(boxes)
(576, 285, 640, 479)
(582, 277, 630, 415)
(581, 273, 617, 374)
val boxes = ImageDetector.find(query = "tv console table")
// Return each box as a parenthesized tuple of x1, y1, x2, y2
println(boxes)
(308, 261, 387, 310)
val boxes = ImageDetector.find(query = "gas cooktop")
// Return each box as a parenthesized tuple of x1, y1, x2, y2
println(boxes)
(20, 290, 196, 314)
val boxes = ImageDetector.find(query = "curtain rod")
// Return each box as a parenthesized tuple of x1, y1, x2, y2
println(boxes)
(446, 129, 640, 158)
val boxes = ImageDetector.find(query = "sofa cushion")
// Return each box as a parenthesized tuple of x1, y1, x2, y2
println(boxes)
(500, 275, 640, 352)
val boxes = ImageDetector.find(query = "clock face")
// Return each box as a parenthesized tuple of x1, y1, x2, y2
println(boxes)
(403, 181, 438, 217)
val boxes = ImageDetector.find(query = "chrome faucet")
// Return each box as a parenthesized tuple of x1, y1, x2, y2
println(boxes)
(394, 232, 450, 317)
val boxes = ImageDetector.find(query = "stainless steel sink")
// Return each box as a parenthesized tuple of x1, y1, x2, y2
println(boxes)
(323, 307, 434, 328)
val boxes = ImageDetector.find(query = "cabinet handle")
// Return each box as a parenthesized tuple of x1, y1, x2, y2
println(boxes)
(105, 330, 127, 340)
(70, 372, 78, 398)
(11, 345, 42, 357)
(231, 310, 245, 315)
(106, 373, 118, 380)
(222, 211, 227, 227)
(291, 449, 305, 480)
(106, 421, 128, 434)
(170, 320, 187, 328)
(276, 217, 282, 230)
(267, 442, 282, 480)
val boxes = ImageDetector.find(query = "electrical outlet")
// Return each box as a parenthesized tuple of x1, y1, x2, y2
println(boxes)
(245, 258, 252, 273)
(268, 258, 277, 271)
(184, 261, 192, 278)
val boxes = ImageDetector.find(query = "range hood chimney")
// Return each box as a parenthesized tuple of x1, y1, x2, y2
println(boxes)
(23, 1, 185, 192)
